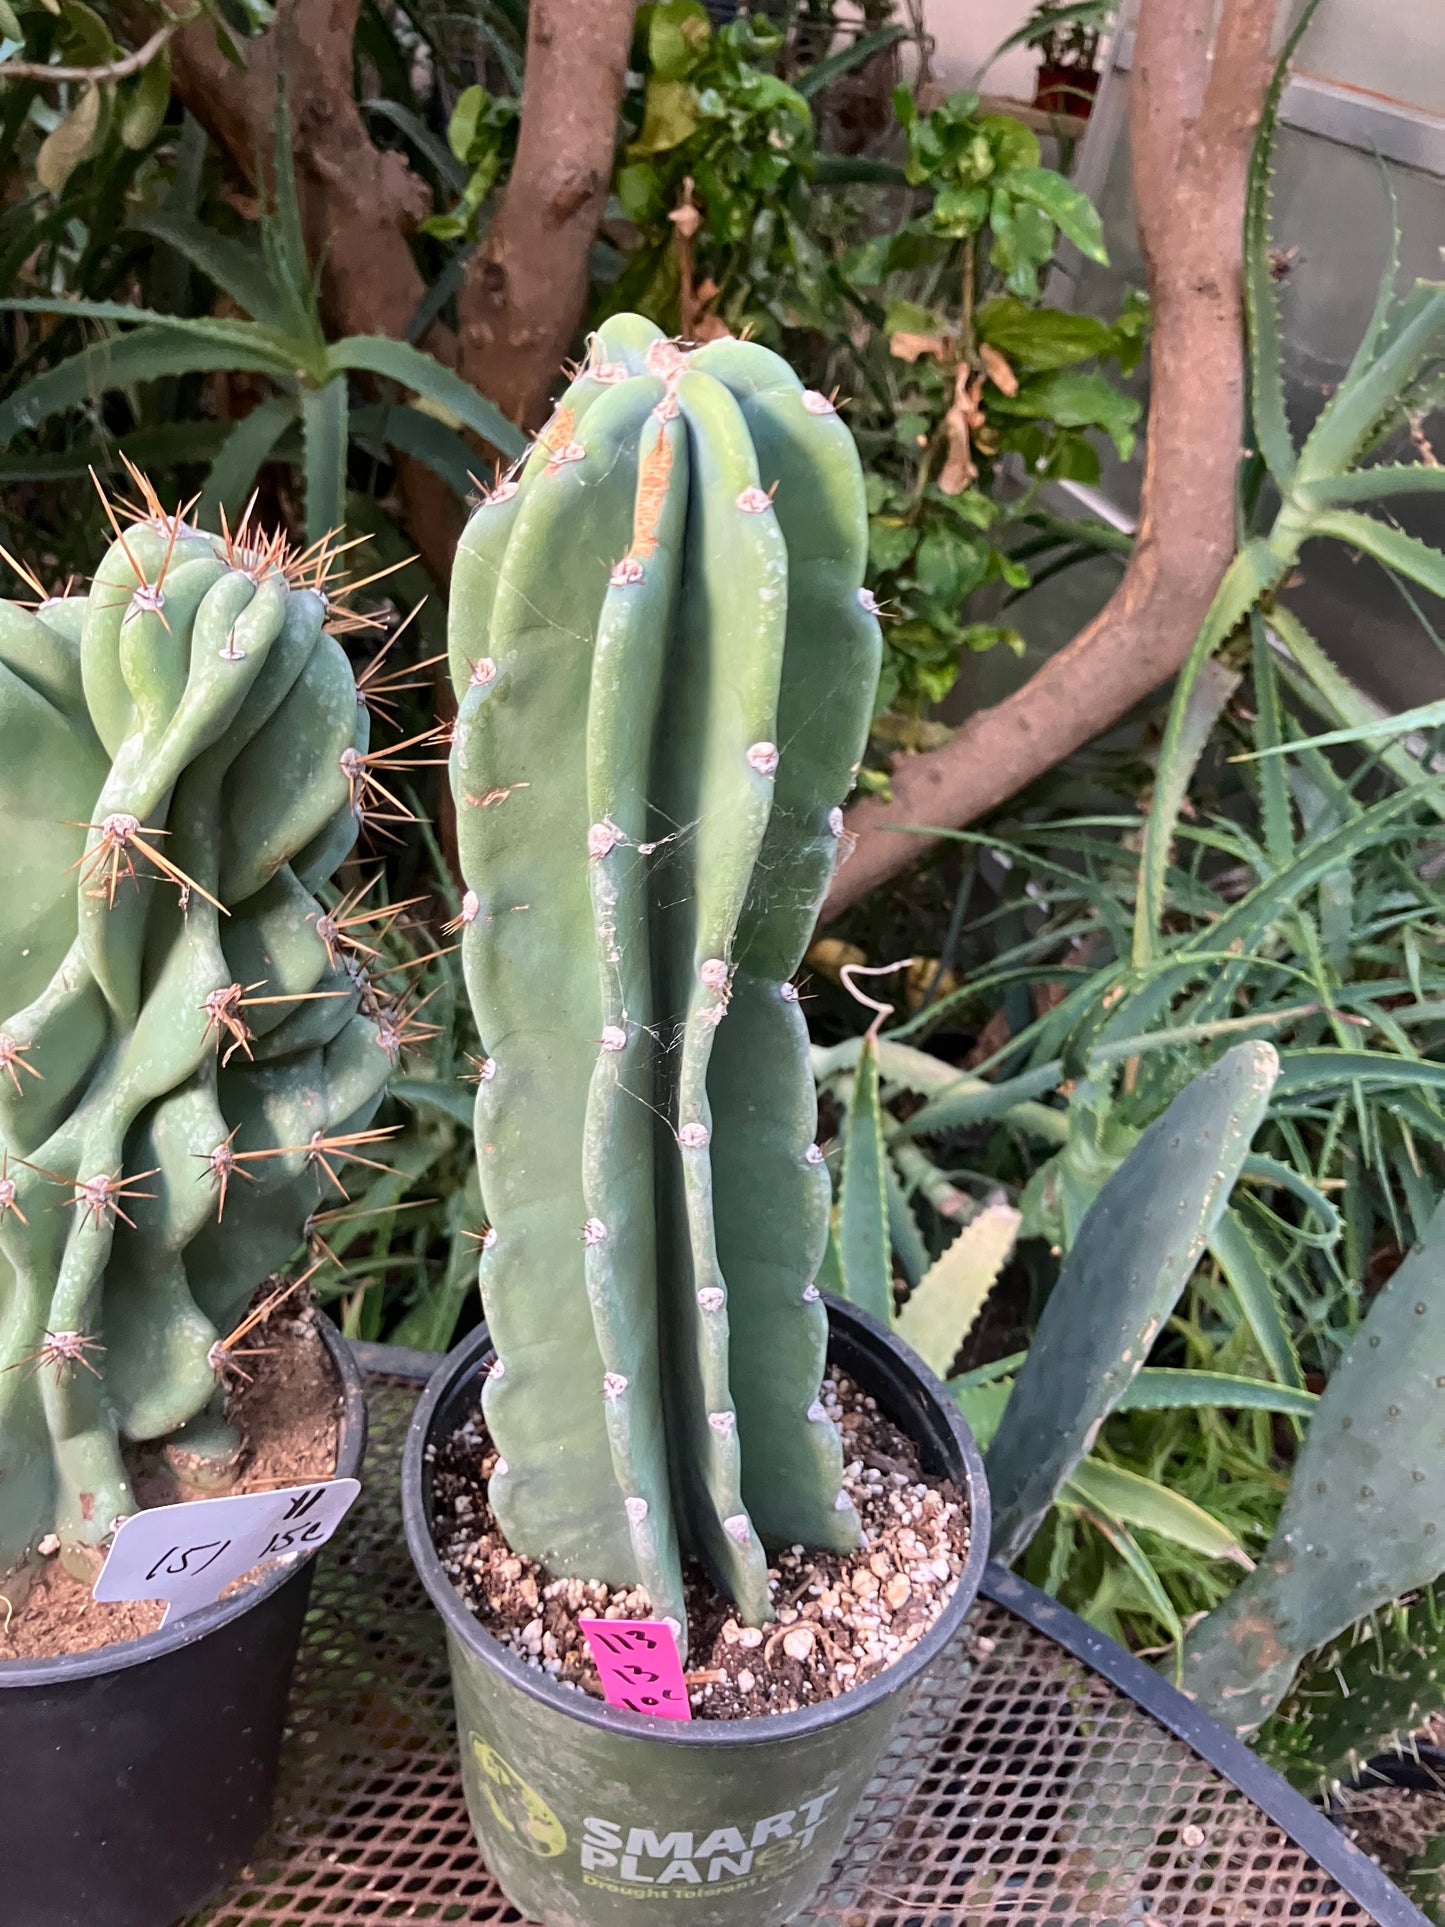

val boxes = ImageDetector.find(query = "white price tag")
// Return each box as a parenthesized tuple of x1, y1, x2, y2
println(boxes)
(93, 1479, 361, 1626)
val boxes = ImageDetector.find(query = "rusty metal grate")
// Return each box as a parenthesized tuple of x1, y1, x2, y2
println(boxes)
(190, 1372, 1411, 1927)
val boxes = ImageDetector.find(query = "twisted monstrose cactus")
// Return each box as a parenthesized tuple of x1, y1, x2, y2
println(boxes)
(0, 483, 404, 1595)
(448, 316, 882, 1638)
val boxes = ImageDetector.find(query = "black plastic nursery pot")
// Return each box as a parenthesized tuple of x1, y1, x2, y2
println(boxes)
(0, 1313, 366, 1927)
(402, 1297, 990, 1927)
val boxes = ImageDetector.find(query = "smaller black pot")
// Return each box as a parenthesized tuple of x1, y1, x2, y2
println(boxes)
(403, 1296, 989, 1927)
(0, 1314, 366, 1927)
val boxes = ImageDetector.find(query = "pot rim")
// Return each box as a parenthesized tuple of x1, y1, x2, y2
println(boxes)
(401, 1295, 990, 1748)
(0, 1310, 366, 1688)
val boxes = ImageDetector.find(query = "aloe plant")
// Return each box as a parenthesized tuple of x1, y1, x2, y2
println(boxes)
(0, 480, 408, 1597)
(447, 314, 881, 1638)
(0, 103, 526, 543)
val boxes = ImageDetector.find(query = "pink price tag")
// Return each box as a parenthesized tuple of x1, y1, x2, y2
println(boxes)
(579, 1618, 692, 1721)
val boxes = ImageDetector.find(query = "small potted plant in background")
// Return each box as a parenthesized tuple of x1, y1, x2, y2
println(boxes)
(1025, 0, 1112, 118)
(402, 314, 989, 1927)
(0, 475, 413, 1927)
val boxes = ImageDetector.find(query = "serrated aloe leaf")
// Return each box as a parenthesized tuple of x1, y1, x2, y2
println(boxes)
(894, 1202, 1020, 1377)
(1243, 0, 1319, 484)
(1115, 1369, 1316, 1417)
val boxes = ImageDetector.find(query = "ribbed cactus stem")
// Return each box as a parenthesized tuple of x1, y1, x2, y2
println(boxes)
(0, 500, 395, 1593)
(449, 317, 881, 1638)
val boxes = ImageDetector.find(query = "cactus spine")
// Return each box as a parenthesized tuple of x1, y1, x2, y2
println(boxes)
(0, 487, 398, 1594)
(448, 316, 881, 1636)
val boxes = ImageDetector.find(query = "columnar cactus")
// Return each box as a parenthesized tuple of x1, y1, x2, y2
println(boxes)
(448, 315, 882, 1636)
(0, 483, 400, 1594)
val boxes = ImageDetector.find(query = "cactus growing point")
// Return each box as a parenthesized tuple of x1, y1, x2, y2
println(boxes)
(0, 479, 402, 1596)
(448, 316, 882, 1638)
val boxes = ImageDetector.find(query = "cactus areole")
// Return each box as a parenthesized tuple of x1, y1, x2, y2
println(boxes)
(0, 482, 395, 1600)
(447, 318, 885, 1638)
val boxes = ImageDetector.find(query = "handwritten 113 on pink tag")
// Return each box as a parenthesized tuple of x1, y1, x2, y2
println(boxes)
(579, 1617, 692, 1719)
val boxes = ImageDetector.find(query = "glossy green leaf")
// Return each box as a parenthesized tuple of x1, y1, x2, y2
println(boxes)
(975, 295, 1117, 370)
(1006, 167, 1108, 263)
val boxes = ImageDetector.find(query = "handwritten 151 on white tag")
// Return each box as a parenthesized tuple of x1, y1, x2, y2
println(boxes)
(93, 1480, 361, 1626)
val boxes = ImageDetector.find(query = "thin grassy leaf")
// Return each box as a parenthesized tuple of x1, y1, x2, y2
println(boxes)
(390, 1182, 484, 1352)
(1208, 1206, 1306, 1388)
(362, 97, 468, 190)
(1186, 782, 1436, 965)
(198, 393, 296, 523)
(1057, 1500, 1184, 1644)
(1116, 1368, 1317, 1417)
(327, 335, 527, 459)
(1269, 606, 1443, 804)
(1065, 1460, 1252, 1567)
(1241, 1152, 1342, 1244)
(1244, 695, 1445, 759)
(836, 1033, 893, 1323)
(796, 24, 905, 97)
(0, 419, 233, 484)
(1134, 654, 1243, 967)
(1250, 613, 1295, 865)
(894, 1203, 1021, 1377)
(301, 376, 349, 545)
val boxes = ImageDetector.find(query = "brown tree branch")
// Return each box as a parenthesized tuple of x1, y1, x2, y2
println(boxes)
(162, 1, 432, 343)
(156, 0, 637, 572)
(454, 0, 638, 429)
(1, 22, 178, 83)
(822, 0, 1281, 922)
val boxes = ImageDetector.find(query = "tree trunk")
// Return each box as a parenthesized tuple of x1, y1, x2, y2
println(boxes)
(821, 0, 1281, 922)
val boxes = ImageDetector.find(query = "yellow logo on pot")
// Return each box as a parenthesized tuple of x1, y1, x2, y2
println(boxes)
(468, 1735, 567, 1857)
